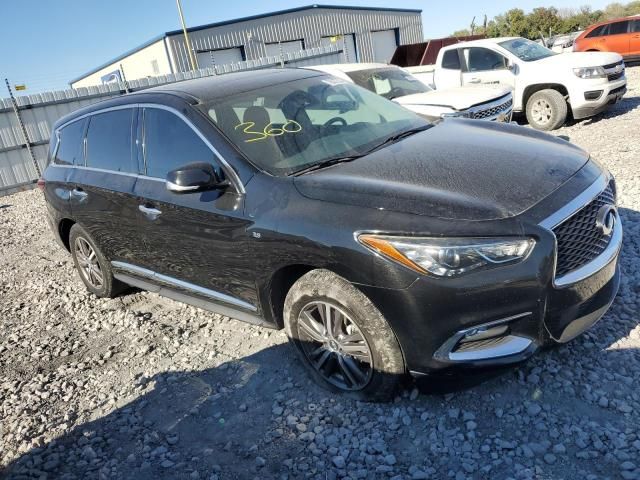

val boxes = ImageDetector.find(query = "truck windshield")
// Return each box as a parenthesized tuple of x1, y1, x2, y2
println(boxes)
(498, 38, 556, 62)
(345, 67, 432, 100)
(202, 76, 428, 176)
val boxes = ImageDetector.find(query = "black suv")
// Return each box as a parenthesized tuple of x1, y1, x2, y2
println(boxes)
(42, 69, 621, 401)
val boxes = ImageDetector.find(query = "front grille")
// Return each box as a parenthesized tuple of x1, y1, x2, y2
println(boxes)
(603, 60, 623, 70)
(608, 71, 624, 82)
(471, 98, 513, 120)
(552, 182, 616, 278)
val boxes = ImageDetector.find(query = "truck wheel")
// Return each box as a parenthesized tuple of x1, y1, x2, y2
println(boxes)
(69, 224, 125, 298)
(283, 269, 405, 402)
(526, 89, 568, 131)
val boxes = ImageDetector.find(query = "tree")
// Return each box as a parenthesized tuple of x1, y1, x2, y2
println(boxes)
(528, 7, 563, 38)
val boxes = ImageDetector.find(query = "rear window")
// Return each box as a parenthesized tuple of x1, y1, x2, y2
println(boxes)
(54, 120, 85, 166)
(608, 21, 629, 35)
(85, 109, 136, 173)
(442, 49, 461, 70)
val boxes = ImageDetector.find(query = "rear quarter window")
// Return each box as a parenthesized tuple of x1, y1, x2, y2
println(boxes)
(85, 109, 136, 173)
(586, 25, 608, 38)
(53, 119, 85, 166)
(442, 49, 461, 70)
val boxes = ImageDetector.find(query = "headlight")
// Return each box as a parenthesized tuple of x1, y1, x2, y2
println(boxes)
(357, 235, 535, 277)
(573, 66, 606, 79)
(441, 111, 470, 119)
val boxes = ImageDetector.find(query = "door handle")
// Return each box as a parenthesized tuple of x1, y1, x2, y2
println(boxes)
(70, 188, 88, 201)
(468, 78, 482, 84)
(139, 204, 162, 220)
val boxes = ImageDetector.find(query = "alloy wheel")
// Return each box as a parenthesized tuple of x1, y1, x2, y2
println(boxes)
(296, 301, 373, 391)
(75, 237, 104, 289)
(532, 99, 553, 125)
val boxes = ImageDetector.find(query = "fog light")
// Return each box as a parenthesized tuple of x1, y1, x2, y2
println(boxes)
(584, 90, 603, 101)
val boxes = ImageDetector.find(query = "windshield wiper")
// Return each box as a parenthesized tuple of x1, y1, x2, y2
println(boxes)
(364, 124, 433, 154)
(291, 125, 432, 176)
(290, 153, 366, 176)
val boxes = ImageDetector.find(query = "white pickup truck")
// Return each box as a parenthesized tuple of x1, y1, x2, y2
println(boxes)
(407, 37, 627, 130)
(305, 63, 514, 123)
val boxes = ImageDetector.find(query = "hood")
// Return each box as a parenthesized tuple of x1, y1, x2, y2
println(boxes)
(294, 120, 590, 221)
(394, 85, 512, 111)
(536, 51, 623, 68)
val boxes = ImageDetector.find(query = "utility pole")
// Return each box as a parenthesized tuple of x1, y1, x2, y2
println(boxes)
(176, 0, 198, 71)
(5, 78, 41, 178)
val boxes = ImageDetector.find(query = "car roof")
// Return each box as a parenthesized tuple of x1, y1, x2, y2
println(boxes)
(305, 63, 395, 73)
(448, 37, 520, 47)
(54, 68, 326, 129)
(587, 14, 640, 29)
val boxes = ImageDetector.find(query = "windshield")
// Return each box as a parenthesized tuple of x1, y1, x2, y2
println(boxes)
(202, 76, 428, 176)
(498, 38, 556, 62)
(346, 67, 432, 99)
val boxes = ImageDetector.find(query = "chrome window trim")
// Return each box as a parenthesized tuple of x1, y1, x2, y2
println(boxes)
(52, 102, 246, 194)
(111, 261, 257, 312)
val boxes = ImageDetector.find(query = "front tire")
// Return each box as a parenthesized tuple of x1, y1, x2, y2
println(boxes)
(283, 269, 405, 402)
(69, 224, 125, 298)
(526, 89, 568, 131)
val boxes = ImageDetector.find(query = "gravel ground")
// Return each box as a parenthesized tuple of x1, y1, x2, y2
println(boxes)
(1, 67, 639, 480)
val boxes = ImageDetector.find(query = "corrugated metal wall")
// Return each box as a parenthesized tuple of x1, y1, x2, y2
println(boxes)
(167, 8, 423, 72)
(0, 46, 343, 195)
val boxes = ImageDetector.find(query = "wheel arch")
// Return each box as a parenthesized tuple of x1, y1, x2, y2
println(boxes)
(265, 264, 318, 329)
(58, 218, 76, 252)
(523, 83, 570, 110)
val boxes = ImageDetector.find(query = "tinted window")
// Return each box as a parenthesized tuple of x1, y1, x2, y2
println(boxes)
(608, 21, 629, 35)
(143, 108, 215, 178)
(85, 109, 135, 173)
(586, 25, 608, 37)
(54, 120, 85, 166)
(634, 20, 640, 33)
(442, 49, 461, 70)
(466, 47, 508, 71)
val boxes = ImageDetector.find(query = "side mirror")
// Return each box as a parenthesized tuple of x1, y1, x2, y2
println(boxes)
(166, 162, 227, 193)
(507, 60, 516, 72)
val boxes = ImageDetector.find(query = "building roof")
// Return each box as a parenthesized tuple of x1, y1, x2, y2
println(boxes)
(70, 4, 422, 85)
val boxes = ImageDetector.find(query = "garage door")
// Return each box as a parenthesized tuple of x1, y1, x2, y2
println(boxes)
(371, 29, 398, 63)
(265, 40, 304, 58)
(196, 47, 244, 68)
(320, 34, 358, 62)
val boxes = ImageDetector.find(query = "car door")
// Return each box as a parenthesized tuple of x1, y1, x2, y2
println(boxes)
(461, 47, 515, 89)
(68, 106, 144, 264)
(604, 20, 631, 55)
(631, 20, 640, 56)
(434, 49, 464, 89)
(132, 105, 258, 310)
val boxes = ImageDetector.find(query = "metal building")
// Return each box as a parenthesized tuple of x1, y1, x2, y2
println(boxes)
(70, 4, 423, 88)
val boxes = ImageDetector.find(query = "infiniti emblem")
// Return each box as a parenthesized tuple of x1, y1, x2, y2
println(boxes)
(595, 205, 617, 236)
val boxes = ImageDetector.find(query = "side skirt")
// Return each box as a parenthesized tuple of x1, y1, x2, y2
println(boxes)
(112, 264, 276, 329)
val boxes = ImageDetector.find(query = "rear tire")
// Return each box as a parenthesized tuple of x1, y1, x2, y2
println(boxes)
(526, 89, 568, 131)
(69, 224, 125, 298)
(283, 269, 405, 402)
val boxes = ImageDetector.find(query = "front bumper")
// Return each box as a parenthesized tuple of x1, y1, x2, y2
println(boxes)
(358, 175, 622, 376)
(570, 77, 627, 120)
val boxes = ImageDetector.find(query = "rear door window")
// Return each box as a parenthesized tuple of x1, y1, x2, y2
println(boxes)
(85, 109, 136, 173)
(608, 21, 629, 35)
(442, 49, 461, 70)
(633, 20, 640, 33)
(143, 108, 216, 179)
(54, 119, 85, 166)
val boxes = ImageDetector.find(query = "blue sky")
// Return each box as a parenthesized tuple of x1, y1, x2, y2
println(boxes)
(1, 0, 611, 93)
